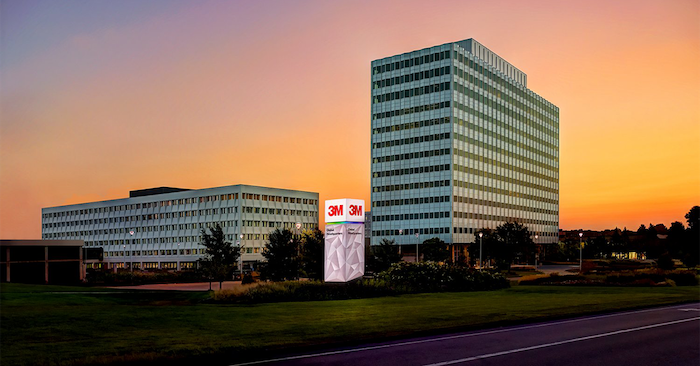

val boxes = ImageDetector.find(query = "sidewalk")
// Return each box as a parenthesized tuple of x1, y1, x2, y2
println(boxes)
(104, 281, 245, 292)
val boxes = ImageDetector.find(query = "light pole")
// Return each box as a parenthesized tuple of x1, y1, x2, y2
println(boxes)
(415, 233, 419, 263)
(578, 232, 583, 273)
(398, 229, 403, 257)
(479, 232, 484, 270)
(238, 234, 244, 281)
(128, 230, 134, 273)
(534, 234, 539, 270)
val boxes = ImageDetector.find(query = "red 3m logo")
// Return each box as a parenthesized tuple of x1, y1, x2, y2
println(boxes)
(328, 205, 343, 217)
(349, 204, 363, 216)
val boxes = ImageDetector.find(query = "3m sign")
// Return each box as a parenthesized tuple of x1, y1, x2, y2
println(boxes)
(324, 198, 365, 224)
(324, 198, 366, 282)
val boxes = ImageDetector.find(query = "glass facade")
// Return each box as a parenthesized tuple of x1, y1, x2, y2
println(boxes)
(370, 39, 559, 246)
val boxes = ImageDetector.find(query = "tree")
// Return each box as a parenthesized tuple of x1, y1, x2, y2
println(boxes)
(421, 237, 450, 262)
(685, 206, 699, 230)
(368, 238, 402, 273)
(197, 224, 240, 290)
(301, 229, 324, 280)
(261, 228, 301, 281)
(667, 221, 685, 258)
(491, 221, 535, 272)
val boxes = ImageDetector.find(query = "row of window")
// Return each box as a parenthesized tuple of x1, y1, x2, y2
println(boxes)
(373, 81, 450, 104)
(374, 195, 450, 208)
(372, 49, 451, 75)
(373, 227, 450, 237)
(373, 101, 449, 120)
(373, 66, 451, 89)
(372, 132, 450, 149)
(453, 179, 558, 205)
(43, 208, 317, 228)
(373, 116, 450, 135)
(373, 163, 450, 178)
(373, 211, 451, 222)
(452, 196, 558, 216)
(453, 49, 557, 118)
(453, 79, 557, 138)
(453, 227, 557, 236)
(105, 249, 206, 257)
(373, 179, 451, 193)
(42, 196, 318, 218)
(44, 221, 314, 240)
(374, 148, 450, 164)
(452, 210, 558, 227)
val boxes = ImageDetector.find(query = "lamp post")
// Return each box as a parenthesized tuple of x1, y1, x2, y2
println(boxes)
(415, 233, 419, 263)
(578, 232, 583, 273)
(238, 234, 245, 281)
(128, 230, 134, 273)
(398, 229, 403, 257)
(479, 232, 484, 270)
(534, 234, 539, 270)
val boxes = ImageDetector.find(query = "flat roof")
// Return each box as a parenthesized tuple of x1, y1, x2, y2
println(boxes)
(0, 240, 84, 247)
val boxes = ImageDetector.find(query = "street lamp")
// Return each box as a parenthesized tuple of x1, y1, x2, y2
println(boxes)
(128, 230, 134, 273)
(398, 229, 403, 256)
(479, 232, 484, 270)
(238, 234, 245, 281)
(415, 233, 419, 263)
(578, 232, 583, 273)
(534, 234, 539, 270)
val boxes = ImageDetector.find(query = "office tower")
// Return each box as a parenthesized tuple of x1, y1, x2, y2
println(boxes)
(370, 39, 559, 251)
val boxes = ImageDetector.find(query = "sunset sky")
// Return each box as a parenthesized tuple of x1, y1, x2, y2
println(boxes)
(1, 0, 698, 239)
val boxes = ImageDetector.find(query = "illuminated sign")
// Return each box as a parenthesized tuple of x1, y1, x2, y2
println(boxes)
(324, 198, 365, 282)
(324, 198, 365, 224)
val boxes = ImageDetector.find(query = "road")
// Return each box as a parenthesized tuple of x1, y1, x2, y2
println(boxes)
(231, 303, 700, 366)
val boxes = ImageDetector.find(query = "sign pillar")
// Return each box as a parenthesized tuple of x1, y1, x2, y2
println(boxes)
(324, 199, 365, 282)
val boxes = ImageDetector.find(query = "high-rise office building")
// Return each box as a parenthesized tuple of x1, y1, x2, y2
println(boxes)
(42, 185, 319, 270)
(370, 39, 559, 250)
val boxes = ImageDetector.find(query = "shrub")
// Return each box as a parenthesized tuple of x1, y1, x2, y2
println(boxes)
(376, 262, 509, 292)
(210, 263, 510, 304)
(241, 273, 255, 285)
(656, 253, 675, 270)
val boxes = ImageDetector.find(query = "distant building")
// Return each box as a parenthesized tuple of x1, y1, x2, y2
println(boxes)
(1, 240, 86, 284)
(370, 38, 559, 250)
(42, 185, 319, 270)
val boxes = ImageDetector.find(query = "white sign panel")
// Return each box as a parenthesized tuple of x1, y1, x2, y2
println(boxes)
(324, 223, 365, 282)
(324, 198, 365, 223)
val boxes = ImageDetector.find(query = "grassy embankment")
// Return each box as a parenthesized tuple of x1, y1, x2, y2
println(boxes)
(1, 282, 698, 366)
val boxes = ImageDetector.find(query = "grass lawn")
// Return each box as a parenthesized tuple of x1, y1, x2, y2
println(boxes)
(1, 283, 699, 366)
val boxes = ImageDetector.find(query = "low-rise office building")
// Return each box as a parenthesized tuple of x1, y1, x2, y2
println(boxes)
(41, 185, 319, 270)
(1, 240, 85, 284)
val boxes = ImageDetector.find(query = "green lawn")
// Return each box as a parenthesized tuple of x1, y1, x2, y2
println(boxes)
(1, 283, 698, 366)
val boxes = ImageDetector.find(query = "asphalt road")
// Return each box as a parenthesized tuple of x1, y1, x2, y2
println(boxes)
(231, 303, 700, 366)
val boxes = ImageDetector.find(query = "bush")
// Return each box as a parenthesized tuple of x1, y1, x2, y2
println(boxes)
(241, 273, 255, 285)
(519, 269, 697, 286)
(86, 269, 206, 285)
(656, 253, 675, 270)
(376, 262, 509, 293)
(211, 263, 510, 304)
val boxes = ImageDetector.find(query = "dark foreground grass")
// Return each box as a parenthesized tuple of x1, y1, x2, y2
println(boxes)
(1, 283, 698, 366)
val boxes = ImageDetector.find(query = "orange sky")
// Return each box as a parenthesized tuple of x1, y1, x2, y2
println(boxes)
(1, 0, 698, 238)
